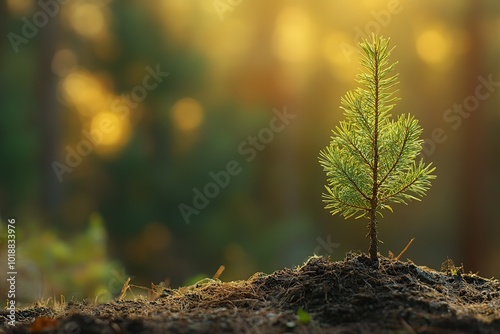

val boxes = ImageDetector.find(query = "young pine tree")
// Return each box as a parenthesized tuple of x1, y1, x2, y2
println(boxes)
(318, 35, 435, 263)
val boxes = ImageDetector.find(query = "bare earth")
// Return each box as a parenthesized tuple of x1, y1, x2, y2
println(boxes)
(1, 253, 500, 333)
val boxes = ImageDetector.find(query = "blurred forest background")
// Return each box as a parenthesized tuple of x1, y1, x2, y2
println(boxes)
(0, 0, 499, 303)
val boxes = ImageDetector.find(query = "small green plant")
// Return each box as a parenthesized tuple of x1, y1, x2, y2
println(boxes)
(296, 307, 312, 325)
(319, 34, 435, 263)
(441, 258, 463, 276)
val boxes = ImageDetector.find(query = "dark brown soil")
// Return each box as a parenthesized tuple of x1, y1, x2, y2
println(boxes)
(1, 253, 500, 333)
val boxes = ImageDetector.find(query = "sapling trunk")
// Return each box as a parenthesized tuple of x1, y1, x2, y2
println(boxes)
(370, 42, 380, 262)
(368, 206, 378, 262)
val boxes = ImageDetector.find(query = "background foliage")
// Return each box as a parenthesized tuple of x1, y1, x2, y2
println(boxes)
(0, 0, 499, 302)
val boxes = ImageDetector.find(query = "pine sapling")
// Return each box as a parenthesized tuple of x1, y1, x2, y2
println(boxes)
(319, 34, 436, 263)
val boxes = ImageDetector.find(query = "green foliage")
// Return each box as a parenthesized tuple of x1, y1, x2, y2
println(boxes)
(319, 34, 435, 260)
(296, 307, 312, 325)
(0, 214, 124, 303)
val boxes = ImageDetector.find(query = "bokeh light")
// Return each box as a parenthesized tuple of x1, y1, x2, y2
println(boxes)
(416, 28, 452, 65)
(90, 111, 131, 152)
(69, 3, 107, 39)
(171, 98, 204, 131)
(322, 32, 358, 82)
(272, 6, 317, 64)
(61, 70, 109, 116)
(157, 0, 194, 41)
(52, 49, 78, 77)
(6, 0, 33, 17)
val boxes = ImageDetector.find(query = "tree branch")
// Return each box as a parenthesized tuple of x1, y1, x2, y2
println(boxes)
(378, 122, 411, 187)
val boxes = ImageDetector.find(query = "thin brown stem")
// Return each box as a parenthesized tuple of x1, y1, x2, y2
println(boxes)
(395, 238, 415, 261)
(369, 38, 380, 263)
(367, 208, 378, 262)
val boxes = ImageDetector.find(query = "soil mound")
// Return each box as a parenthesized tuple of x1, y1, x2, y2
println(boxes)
(2, 253, 500, 333)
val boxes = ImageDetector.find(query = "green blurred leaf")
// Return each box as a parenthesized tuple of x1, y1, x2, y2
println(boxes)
(297, 307, 311, 325)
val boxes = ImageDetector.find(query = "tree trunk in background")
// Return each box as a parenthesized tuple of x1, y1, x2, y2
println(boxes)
(252, 3, 303, 220)
(0, 3, 6, 57)
(460, 1, 491, 275)
(38, 9, 61, 227)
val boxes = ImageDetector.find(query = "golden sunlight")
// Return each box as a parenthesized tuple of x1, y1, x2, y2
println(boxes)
(69, 3, 106, 39)
(157, 0, 193, 41)
(322, 32, 359, 82)
(272, 6, 316, 64)
(171, 98, 204, 131)
(90, 111, 131, 151)
(61, 71, 108, 116)
(6, 0, 33, 17)
(416, 29, 451, 65)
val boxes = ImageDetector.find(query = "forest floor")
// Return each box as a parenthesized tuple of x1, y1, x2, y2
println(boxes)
(1, 253, 500, 334)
